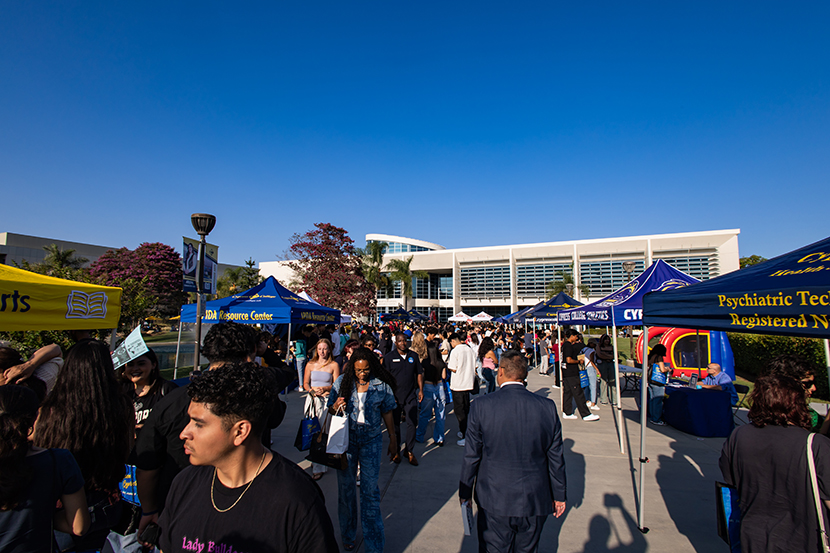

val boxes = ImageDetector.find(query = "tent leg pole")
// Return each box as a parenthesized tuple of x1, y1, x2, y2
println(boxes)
(109, 328, 118, 352)
(638, 324, 649, 533)
(533, 319, 538, 369)
(612, 325, 624, 455)
(174, 321, 183, 380)
(696, 328, 702, 380)
(557, 325, 563, 412)
(824, 340, 830, 398)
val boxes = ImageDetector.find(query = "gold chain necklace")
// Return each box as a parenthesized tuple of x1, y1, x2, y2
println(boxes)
(210, 451, 266, 513)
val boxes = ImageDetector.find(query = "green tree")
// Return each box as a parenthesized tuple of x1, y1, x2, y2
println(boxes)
(545, 269, 589, 299)
(42, 244, 88, 272)
(14, 244, 88, 280)
(216, 258, 264, 298)
(740, 255, 768, 269)
(286, 223, 376, 317)
(385, 256, 428, 311)
(357, 241, 392, 297)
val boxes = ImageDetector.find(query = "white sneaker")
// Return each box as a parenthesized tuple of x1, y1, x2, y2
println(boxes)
(551, 384, 560, 389)
(457, 439, 466, 447)
(582, 414, 600, 422)
(457, 431, 463, 439)
(590, 404, 600, 411)
(562, 413, 578, 420)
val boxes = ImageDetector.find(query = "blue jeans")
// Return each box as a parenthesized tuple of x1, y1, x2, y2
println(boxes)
(585, 364, 598, 404)
(482, 369, 497, 394)
(295, 357, 306, 390)
(416, 382, 446, 443)
(648, 385, 665, 422)
(337, 424, 384, 552)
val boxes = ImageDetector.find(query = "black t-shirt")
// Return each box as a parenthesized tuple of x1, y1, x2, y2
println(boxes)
(158, 451, 338, 553)
(383, 348, 423, 401)
(561, 341, 581, 378)
(133, 380, 179, 428)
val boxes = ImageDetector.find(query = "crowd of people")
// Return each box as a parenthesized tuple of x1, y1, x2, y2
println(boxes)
(1, 317, 829, 552)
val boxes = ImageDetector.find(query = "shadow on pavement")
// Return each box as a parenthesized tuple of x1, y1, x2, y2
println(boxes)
(577, 494, 647, 553)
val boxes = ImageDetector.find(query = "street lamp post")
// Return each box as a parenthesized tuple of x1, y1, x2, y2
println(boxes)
(191, 213, 216, 373)
(622, 261, 636, 359)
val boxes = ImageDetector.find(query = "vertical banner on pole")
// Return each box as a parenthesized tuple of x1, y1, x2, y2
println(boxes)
(183, 237, 219, 294)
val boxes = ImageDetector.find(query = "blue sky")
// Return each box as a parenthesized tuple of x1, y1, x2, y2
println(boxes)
(2, 2, 828, 265)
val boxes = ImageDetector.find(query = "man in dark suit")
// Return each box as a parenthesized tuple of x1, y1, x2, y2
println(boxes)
(459, 349, 566, 552)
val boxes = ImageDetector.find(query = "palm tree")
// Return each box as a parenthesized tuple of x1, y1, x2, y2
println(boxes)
(216, 258, 263, 298)
(385, 256, 428, 311)
(41, 244, 88, 275)
(545, 270, 589, 300)
(359, 241, 392, 296)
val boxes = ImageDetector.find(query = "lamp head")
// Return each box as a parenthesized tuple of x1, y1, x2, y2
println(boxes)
(191, 213, 216, 237)
(622, 261, 636, 274)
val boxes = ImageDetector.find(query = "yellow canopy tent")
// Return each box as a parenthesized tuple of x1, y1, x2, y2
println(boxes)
(0, 264, 122, 331)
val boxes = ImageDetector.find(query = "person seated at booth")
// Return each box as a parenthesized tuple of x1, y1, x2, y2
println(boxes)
(699, 363, 739, 405)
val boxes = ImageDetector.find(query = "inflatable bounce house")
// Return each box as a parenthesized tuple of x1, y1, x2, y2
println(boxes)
(635, 327, 735, 380)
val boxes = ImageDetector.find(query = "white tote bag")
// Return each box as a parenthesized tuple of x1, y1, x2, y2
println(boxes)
(326, 406, 349, 454)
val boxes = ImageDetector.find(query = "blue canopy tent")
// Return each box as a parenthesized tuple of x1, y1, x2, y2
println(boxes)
(380, 308, 411, 322)
(178, 277, 340, 377)
(643, 236, 830, 339)
(557, 260, 699, 532)
(632, 238, 830, 533)
(493, 308, 523, 324)
(518, 293, 585, 400)
(557, 260, 700, 456)
(180, 276, 340, 325)
(407, 309, 428, 322)
(519, 292, 584, 323)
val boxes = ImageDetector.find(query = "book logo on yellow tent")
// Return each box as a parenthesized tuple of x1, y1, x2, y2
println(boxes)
(66, 291, 108, 319)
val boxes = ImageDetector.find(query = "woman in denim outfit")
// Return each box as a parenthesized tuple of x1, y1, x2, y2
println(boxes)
(328, 347, 398, 552)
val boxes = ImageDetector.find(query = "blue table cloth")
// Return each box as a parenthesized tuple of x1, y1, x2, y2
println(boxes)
(663, 387, 733, 437)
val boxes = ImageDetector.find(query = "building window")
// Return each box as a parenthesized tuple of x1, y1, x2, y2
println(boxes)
(516, 264, 572, 298)
(429, 274, 452, 299)
(368, 240, 434, 254)
(375, 275, 402, 299)
(460, 266, 511, 299)
(658, 256, 710, 280)
(413, 277, 430, 299)
(438, 307, 454, 323)
(578, 260, 645, 297)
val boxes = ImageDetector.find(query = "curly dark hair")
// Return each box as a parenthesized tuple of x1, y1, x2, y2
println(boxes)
(202, 322, 257, 363)
(34, 340, 132, 492)
(478, 337, 495, 361)
(188, 361, 276, 439)
(0, 386, 39, 510)
(765, 353, 818, 382)
(339, 347, 397, 404)
(748, 373, 811, 430)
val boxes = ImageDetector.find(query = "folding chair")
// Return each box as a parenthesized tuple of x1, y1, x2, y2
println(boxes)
(733, 384, 750, 424)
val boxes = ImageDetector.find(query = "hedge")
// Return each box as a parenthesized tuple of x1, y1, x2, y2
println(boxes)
(727, 333, 829, 401)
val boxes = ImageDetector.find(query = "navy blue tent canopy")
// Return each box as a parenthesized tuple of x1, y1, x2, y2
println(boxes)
(558, 260, 699, 327)
(520, 292, 584, 323)
(180, 276, 340, 325)
(407, 309, 428, 321)
(643, 236, 830, 338)
(380, 308, 411, 322)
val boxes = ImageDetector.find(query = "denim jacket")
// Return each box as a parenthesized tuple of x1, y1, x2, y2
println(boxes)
(327, 375, 397, 439)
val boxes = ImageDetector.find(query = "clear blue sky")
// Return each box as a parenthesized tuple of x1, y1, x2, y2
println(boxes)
(2, 2, 828, 265)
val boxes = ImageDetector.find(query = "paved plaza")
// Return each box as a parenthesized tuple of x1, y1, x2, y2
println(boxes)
(269, 371, 732, 553)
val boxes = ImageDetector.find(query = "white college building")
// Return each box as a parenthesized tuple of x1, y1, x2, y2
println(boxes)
(259, 229, 740, 323)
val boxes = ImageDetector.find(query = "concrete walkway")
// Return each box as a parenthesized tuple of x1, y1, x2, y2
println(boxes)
(269, 371, 731, 552)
